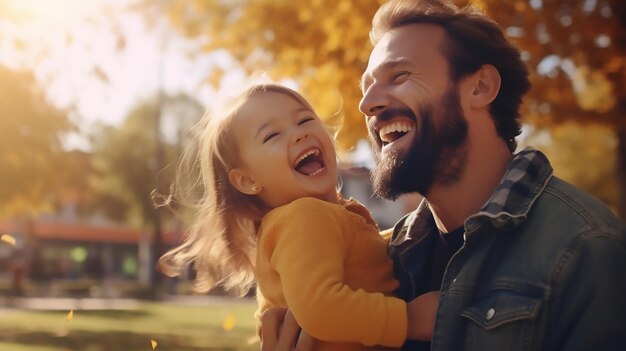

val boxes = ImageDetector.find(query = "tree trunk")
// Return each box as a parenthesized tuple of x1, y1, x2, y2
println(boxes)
(617, 126, 626, 222)
(151, 94, 166, 300)
(151, 208, 164, 300)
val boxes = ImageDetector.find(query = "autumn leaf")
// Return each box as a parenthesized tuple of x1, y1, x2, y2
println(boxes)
(222, 313, 236, 331)
(1, 234, 16, 246)
(247, 335, 259, 345)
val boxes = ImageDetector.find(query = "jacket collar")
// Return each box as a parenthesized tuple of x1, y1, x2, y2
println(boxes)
(397, 148, 553, 244)
(465, 147, 553, 233)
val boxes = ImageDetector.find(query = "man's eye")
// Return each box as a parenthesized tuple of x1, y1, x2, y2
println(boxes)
(263, 132, 279, 143)
(392, 72, 410, 82)
(298, 117, 315, 125)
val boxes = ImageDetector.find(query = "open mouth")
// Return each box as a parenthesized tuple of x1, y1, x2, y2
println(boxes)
(294, 148, 326, 176)
(379, 121, 413, 145)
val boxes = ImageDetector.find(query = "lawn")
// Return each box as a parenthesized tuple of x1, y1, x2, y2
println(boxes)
(0, 298, 259, 351)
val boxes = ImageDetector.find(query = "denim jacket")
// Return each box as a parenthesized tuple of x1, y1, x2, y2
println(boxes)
(389, 148, 626, 350)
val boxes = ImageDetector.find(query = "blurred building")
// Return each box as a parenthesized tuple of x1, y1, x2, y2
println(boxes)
(0, 201, 181, 297)
(0, 165, 420, 297)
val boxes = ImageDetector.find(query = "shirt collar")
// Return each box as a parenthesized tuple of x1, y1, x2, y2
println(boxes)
(397, 148, 553, 244)
(464, 147, 553, 233)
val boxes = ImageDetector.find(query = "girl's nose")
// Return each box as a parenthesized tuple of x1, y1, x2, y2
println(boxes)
(294, 132, 308, 143)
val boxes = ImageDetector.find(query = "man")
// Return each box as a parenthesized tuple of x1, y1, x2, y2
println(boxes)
(262, 0, 626, 350)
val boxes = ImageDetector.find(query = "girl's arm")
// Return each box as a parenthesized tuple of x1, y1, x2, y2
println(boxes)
(261, 199, 406, 347)
(258, 292, 439, 351)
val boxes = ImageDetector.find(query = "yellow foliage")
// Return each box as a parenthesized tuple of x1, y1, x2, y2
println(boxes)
(0, 67, 74, 218)
(155, 0, 626, 149)
(158, 0, 379, 151)
(522, 122, 619, 211)
(1, 234, 17, 247)
(209, 68, 224, 89)
(572, 66, 616, 113)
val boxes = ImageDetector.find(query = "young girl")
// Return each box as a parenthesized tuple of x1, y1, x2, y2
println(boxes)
(159, 84, 437, 350)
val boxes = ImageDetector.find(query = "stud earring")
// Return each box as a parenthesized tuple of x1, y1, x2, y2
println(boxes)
(251, 185, 260, 193)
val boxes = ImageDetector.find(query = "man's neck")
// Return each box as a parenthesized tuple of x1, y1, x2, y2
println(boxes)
(427, 142, 513, 233)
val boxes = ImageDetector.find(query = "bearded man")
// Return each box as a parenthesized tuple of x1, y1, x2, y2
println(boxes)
(261, 0, 626, 350)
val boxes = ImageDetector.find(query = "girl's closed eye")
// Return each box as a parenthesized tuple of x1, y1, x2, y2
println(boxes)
(298, 116, 315, 125)
(262, 131, 279, 143)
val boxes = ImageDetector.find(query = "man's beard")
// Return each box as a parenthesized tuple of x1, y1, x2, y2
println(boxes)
(370, 85, 469, 200)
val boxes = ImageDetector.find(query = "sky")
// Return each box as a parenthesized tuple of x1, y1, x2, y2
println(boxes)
(0, 0, 247, 149)
(0, 0, 369, 165)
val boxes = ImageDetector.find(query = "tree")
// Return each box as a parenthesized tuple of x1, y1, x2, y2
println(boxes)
(87, 93, 202, 297)
(143, 0, 383, 151)
(0, 66, 76, 218)
(521, 122, 619, 211)
(88, 94, 203, 228)
(150, 0, 626, 219)
(476, 0, 626, 218)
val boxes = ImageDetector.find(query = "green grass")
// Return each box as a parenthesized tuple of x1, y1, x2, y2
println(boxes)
(0, 299, 259, 351)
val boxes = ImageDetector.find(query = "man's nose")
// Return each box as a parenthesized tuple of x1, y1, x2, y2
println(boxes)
(359, 84, 388, 117)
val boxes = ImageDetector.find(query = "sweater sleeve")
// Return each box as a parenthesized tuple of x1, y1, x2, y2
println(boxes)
(263, 198, 407, 347)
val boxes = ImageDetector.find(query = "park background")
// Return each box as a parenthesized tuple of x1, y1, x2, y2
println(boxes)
(1, 0, 625, 350)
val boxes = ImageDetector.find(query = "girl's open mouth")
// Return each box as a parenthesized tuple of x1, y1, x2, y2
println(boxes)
(294, 148, 326, 176)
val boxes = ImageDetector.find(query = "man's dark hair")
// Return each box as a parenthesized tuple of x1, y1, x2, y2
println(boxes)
(371, 0, 531, 152)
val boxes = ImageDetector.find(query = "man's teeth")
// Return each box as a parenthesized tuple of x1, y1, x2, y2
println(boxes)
(379, 122, 413, 142)
(295, 148, 320, 166)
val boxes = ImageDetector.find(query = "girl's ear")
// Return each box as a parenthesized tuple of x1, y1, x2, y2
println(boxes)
(468, 64, 501, 108)
(228, 168, 261, 195)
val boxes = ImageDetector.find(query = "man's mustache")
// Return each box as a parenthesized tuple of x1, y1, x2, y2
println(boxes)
(378, 107, 417, 122)
(367, 107, 418, 138)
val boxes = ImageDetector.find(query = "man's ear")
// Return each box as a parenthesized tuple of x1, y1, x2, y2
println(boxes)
(228, 168, 261, 195)
(469, 64, 501, 108)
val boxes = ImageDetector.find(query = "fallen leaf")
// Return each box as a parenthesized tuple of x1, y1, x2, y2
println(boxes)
(1, 234, 16, 246)
(151, 339, 158, 349)
(223, 313, 236, 331)
(55, 325, 69, 337)
(247, 335, 259, 345)
(66, 310, 74, 321)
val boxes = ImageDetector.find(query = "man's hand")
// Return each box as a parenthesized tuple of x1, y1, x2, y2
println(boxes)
(260, 308, 290, 351)
(260, 308, 315, 351)
(406, 291, 440, 341)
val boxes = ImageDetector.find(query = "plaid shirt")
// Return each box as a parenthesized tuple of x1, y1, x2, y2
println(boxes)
(465, 147, 553, 234)
(390, 147, 553, 251)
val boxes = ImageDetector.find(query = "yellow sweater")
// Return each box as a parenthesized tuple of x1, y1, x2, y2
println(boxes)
(255, 197, 407, 351)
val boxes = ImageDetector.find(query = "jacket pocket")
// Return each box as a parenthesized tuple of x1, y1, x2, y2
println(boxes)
(460, 290, 542, 350)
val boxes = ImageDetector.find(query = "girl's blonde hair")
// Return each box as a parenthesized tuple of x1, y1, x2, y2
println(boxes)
(158, 83, 319, 296)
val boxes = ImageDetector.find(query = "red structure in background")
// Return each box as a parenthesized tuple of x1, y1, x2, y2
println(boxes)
(5, 221, 146, 244)
(0, 220, 182, 297)
(0, 166, 419, 297)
